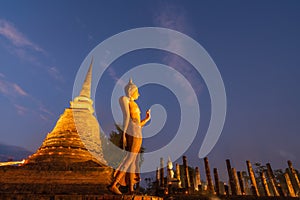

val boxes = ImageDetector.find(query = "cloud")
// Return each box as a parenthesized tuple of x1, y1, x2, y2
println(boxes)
(88, 33, 94, 41)
(0, 77, 28, 98)
(100, 49, 126, 87)
(10, 47, 41, 64)
(153, 3, 203, 104)
(279, 149, 296, 161)
(48, 67, 64, 81)
(0, 18, 45, 66)
(0, 19, 44, 53)
(38, 105, 53, 117)
(0, 19, 63, 83)
(37, 106, 53, 121)
(153, 3, 191, 33)
(0, 19, 61, 120)
(0, 75, 52, 119)
(107, 67, 126, 87)
(108, 67, 118, 82)
(39, 114, 49, 121)
(13, 104, 28, 115)
(12, 84, 28, 96)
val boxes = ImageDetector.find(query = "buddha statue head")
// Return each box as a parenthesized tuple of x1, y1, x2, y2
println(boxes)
(124, 78, 139, 100)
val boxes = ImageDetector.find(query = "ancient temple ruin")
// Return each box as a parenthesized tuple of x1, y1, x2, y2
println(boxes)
(0, 60, 113, 196)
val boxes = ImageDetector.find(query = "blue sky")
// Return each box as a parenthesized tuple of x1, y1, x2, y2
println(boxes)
(0, 1, 300, 180)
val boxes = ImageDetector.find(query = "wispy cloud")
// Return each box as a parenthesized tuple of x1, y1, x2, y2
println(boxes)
(39, 114, 49, 121)
(0, 74, 53, 120)
(48, 67, 64, 81)
(10, 47, 41, 64)
(0, 18, 44, 65)
(0, 19, 60, 121)
(0, 19, 63, 83)
(100, 49, 126, 87)
(12, 83, 28, 96)
(153, 3, 191, 33)
(108, 67, 126, 87)
(13, 104, 28, 115)
(0, 77, 28, 98)
(35, 105, 53, 122)
(108, 67, 118, 82)
(153, 4, 203, 104)
(279, 149, 296, 161)
(0, 75, 30, 116)
(88, 33, 94, 41)
(0, 19, 44, 53)
(38, 105, 53, 117)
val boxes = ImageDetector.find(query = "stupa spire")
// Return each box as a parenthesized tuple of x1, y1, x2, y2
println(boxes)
(24, 57, 107, 167)
(79, 57, 93, 98)
(70, 58, 94, 113)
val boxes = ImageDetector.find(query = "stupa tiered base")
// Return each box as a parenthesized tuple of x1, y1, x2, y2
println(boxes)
(0, 161, 113, 194)
(0, 60, 113, 196)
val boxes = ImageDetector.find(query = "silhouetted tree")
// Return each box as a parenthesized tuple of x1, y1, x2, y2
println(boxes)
(102, 124, 145, 168)
(253, 162, 269, 195)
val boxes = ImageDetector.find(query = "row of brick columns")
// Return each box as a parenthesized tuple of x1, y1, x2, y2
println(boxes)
(155, 156, 299, 197)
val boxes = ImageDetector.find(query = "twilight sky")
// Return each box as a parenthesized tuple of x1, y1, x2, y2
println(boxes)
(0, 1, 299, 180)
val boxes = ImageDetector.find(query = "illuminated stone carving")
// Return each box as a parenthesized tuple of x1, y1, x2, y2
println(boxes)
(109, 78, 151, 194)
(26, 59, 106, 166)
(0, 60, 112, 195)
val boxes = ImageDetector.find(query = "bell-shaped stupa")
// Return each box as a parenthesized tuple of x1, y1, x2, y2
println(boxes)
(25, 59, 106, 167)
(0, 60, 113, 195)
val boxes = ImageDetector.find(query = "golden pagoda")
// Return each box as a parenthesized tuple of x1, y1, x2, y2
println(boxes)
(0, 60, 113, 197)
(25, 60, 106, 167)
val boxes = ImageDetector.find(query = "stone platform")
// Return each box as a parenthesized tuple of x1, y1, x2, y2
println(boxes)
(0, 194, 163, 200)
(0, 163, 113, 195)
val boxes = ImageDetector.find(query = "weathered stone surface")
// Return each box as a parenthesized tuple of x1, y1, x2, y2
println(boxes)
(0, 165, 112, 184)
(0, 61, 112, 195)
(23, 60, 106, 167)
(0, 194, 163, 200)
(246, 160, 260, 196)
(24, 107, 106, 167)
(204, 157, 214, 194)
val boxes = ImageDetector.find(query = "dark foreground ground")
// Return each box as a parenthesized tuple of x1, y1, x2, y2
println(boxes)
(168, 195, 300, 200)
(0, 194, 300, 200)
